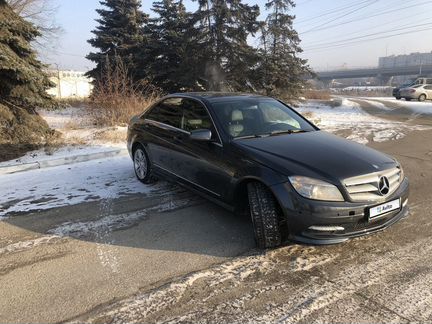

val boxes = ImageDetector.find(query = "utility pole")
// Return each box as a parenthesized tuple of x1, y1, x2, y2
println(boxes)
(54, 63, 62, 99)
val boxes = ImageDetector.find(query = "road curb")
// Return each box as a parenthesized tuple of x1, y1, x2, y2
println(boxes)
(0, 149, 129, 175)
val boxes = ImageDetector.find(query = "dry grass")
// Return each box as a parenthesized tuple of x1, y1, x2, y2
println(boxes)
(303, 89, 332, 100)
(88, 56, 161, 126)
(93, 127, 127, 143)
(63, 120, 81, 130)
(57, 97, 90, 108)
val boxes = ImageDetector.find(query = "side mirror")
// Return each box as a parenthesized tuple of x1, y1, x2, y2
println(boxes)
(190, 129, 212, 141)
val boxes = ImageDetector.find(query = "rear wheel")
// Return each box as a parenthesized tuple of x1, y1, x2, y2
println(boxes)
(247, 182, 282, 249)
(133, 144, 154, 184)
(395, 96, 401, 100)
(418, 94, 426, 102)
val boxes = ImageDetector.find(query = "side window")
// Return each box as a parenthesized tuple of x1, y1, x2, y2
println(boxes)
(181, 99, 214, 132)
(146, 98, 182, 128)
(424, 86, 432, 90)
(426, 79, 432, 85)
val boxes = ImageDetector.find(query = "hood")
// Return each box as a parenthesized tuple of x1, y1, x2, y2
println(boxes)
(233, 131, 396, 182)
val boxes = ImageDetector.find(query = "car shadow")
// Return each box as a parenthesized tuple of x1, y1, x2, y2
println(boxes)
(3, 188, 257, 258)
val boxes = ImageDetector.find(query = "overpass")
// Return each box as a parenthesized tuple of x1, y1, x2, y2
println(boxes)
(315, 64, 432, 81)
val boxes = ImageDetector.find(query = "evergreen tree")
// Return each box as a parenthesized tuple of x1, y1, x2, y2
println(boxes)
(0, 0, 55, 151)
(258, 0, 311, 98)
(0, 0, 54, 110)
(194, 0, 260, 91)
(143, 0, 200, 92)
(87, 0, 148, 82)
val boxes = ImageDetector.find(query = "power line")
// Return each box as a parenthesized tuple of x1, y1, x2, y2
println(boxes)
(303, 22, 432, 50)
(300, 0, 432, 35)
(295, 0, 372, 24)
(303, 26, 432, 53)
(302, 12, 432, 48)
(301, 0, 378, 34)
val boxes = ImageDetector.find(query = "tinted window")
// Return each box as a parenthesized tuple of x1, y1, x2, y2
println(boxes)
(424, 86, 432, 90)
(426, 79, 432, 84)
(181, 99, 213, 132)
(146, 98, 182, 128)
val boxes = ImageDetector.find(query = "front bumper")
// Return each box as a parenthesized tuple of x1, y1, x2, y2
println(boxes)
(271, 177, 410, 244)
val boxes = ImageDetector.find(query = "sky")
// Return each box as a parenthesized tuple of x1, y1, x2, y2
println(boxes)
(43, 0, 432, 72)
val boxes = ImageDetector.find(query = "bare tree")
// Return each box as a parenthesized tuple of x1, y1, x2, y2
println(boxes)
(7, 0, 62, 51)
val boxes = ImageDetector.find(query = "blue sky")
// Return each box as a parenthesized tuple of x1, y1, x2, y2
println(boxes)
(46, 0, 432, 71)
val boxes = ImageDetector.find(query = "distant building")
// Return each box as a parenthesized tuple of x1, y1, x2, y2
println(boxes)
(47, 70, 93, 98)
(378, 52, 432, 69)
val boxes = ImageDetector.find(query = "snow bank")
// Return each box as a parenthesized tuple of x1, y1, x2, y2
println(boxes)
(296, 99, 428, 144)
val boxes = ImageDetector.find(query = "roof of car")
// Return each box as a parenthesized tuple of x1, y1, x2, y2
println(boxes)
(168, 92, 270, 103)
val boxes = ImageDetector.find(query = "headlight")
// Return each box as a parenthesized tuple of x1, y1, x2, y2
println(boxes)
(288, 176, 344, 202)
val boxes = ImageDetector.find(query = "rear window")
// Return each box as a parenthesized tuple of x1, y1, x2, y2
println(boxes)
(146, 98, 182, 128)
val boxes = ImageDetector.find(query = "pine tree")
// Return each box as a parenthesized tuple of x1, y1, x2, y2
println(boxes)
(194, 0, 260, 91)
(143, 0, 200, 92)
(87, 0, 148, 82)
(0, 0, 55, 151)
(258, 0, 311, 98)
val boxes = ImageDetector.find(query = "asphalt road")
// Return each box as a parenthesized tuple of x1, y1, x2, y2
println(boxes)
(1, 99, 432, 323)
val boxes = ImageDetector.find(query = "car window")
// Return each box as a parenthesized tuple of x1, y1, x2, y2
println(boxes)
(181, 99, 214, 132)
(146, 98, 182, 128)
(427, 79, 432, 84)
(412, 85, 422, 88)
(424, 86, 432, 90)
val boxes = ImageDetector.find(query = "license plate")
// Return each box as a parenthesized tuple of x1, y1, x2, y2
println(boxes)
(368, 199, 400, 219)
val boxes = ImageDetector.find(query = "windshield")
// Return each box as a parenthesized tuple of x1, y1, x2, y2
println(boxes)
(210, 98, 316, 139)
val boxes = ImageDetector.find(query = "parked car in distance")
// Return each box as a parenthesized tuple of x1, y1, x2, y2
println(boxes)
(127, 93, 409, 249)
(393, 77, 432, 99)
(399, 84, 432, 101)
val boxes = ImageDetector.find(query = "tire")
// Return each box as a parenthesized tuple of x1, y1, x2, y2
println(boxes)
(247, 182, 282, 249)
(405, 98, 412, 101)
(133, 144, 154, 184)
(418, 94, 426, 102)
(395, 97, 401, 100)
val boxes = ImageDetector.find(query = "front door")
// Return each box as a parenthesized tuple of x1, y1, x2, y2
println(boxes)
(170, 98, 233, 199)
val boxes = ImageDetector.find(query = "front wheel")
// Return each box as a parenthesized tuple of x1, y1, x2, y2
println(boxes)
(247, 182, 282, 249)
(395, 96, 401, 100)
(418, 94, 426, 102)
(133, 144, 154, 184)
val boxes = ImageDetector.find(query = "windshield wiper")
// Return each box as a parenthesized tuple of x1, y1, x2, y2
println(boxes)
(268, 129, 307, 136)
(234, 134, 267, 140)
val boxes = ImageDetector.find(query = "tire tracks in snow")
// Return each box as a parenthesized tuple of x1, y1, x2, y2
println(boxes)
(73, 236, 432, 324)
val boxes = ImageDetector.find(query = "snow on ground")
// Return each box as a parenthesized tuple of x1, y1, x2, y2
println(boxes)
(359, 97, 432, 114)
(0, 145, 125, 167)
(8, 106, 129, 166)
(296, 98, 428, 144)
(0, 155, 162, 219)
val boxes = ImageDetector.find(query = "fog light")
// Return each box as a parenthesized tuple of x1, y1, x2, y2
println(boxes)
(308, 225, 345, 232)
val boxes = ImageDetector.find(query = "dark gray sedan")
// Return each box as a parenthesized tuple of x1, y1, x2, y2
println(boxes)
(127, 93, 409, 248)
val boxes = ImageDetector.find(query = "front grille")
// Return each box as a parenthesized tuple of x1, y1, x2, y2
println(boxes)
(344, 167, 402, 202)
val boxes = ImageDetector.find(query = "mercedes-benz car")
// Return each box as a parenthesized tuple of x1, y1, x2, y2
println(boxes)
(127, 93, 409, 248)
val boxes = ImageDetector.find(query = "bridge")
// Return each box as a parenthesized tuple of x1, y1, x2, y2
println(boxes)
(315, 64, 432, 82)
